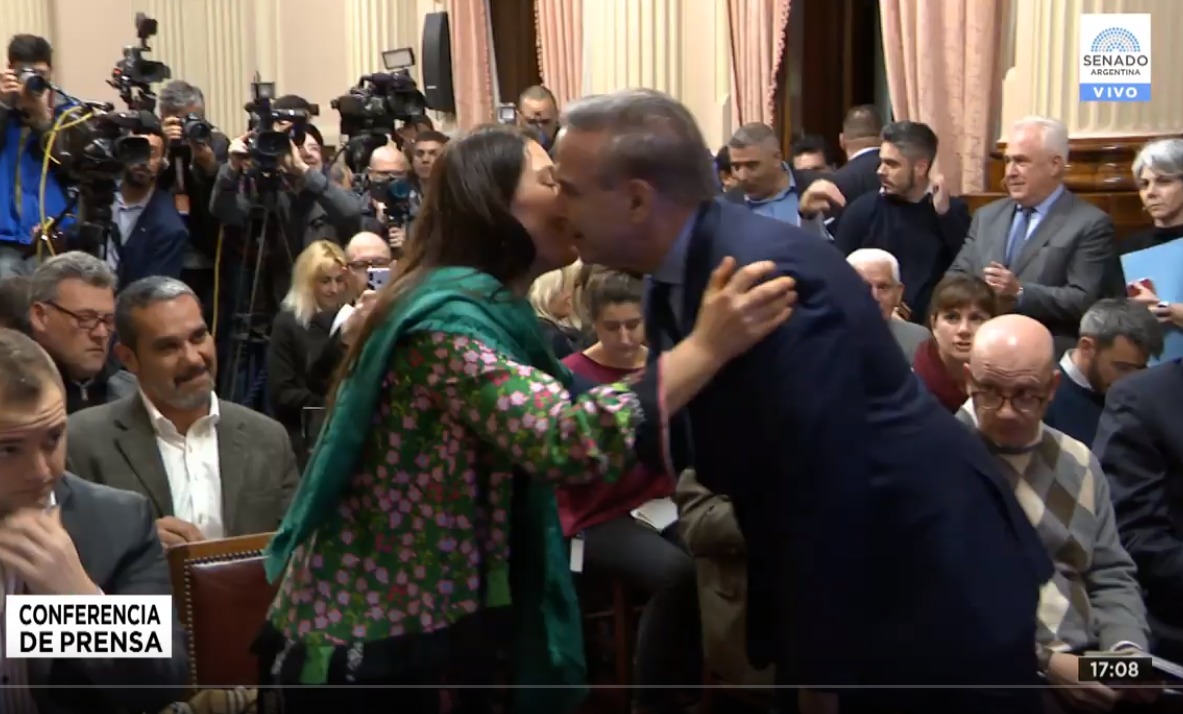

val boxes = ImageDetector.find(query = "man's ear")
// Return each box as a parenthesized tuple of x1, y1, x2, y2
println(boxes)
(838, 132, 847, 151)
(28, 302, 48, 333)
(113, 342, 137, 374)
(624, 179, 656, 223)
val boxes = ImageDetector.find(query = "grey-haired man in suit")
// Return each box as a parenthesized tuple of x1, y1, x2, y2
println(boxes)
(66, 277, 298, 547)
(946, 115, 1124, 354)
(0, 327, 186, 714)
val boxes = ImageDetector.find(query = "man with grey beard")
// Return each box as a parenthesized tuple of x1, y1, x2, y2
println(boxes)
(65, 276, 298, 547)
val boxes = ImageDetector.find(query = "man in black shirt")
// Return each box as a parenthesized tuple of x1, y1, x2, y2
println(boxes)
(26, 252, 136, 413)
(833, 121, 970, 322)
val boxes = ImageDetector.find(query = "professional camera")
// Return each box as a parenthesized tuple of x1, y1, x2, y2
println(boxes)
(56, 109, 153, 184)
(332, 47, 429, 172)
(178, 112, 212, 144)
(16, 66, 48, 96)
(47, 108, 155, 257)
(108, 12, 171, 112)
(242, 81, 317, 194)
(370, 176, 413, 228)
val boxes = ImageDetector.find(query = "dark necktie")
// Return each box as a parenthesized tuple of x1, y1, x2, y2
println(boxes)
(1004, 206, 1037, 267)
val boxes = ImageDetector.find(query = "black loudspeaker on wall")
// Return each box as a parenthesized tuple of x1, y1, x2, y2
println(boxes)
(421, 12, 456, 114)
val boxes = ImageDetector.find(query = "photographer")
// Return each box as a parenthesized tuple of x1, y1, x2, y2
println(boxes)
(209, 96, 361, 301)
(0, 35, 82, 278)
(358, 143, 410, 254)
(156, 80, 229, 311)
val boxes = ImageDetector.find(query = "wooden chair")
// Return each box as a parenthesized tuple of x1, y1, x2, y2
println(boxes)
(167, 532, 278, 690)
(576, 574, 644, 714)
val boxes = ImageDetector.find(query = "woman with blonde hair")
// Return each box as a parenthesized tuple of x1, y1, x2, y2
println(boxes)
(529, 260, 583, 358)
(266, 240, 349, 461)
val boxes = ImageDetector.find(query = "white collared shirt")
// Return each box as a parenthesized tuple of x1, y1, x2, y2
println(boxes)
(1059, 350, 1092, 391)
(140, 392, 224, 539)
(0, 493, 57, 713)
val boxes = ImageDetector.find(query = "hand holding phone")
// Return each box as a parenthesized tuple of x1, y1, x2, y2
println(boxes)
(367, 267, 391, 291)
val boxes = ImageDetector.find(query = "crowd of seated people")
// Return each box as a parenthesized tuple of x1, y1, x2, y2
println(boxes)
(8, 23, 1183, 714)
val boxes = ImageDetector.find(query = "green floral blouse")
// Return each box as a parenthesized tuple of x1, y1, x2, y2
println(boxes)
(268, 330, 646, 646)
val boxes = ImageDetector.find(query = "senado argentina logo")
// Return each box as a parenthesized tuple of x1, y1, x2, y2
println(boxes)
(1083, 27, 1149, 74)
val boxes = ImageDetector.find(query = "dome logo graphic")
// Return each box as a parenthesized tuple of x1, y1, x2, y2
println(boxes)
(1079, 14, 1151, 102)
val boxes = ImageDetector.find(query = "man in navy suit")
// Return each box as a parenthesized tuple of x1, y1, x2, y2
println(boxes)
(555, 89, 1052, 713)
(101, 124, 188, 288)
(1094, 360, 1183, 663)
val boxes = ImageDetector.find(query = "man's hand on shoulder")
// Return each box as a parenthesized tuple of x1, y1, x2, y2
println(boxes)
(0, 507, 100, 595)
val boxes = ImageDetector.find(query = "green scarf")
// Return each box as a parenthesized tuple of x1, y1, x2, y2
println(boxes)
(264, 267, 587, 713)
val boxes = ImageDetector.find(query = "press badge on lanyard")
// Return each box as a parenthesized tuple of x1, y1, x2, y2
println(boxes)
(570, 532, 585, 573)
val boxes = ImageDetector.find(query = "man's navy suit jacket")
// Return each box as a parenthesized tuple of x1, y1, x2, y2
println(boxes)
(114, 188, 188, 287)
(644, 199, 1053, 686)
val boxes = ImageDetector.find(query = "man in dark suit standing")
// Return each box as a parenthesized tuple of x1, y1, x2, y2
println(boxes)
(554, 89, 1051, 713)
(0, 327, 187, 714)
(832, 104, 883, 206)
(946, 116, 1123, 354)
(1094, 360, 1183, 662)
(67, 277, 298, 546)
(107, 125, 189, 287)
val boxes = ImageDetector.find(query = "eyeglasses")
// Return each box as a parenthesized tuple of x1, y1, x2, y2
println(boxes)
(969, 389, 1048, 414)
(347, 257, 392, 270)
(45, 301, 115, 333)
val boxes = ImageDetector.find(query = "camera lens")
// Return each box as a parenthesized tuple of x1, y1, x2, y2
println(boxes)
(18, 68, 47, 96)
(184, 118, 212, 143)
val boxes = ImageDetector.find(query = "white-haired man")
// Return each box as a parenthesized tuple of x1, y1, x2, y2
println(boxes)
(847, 248, 931, 360)
(945, 116, 1123, 354)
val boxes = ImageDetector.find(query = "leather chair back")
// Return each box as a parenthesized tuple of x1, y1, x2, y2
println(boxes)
(167, 533, 277, 688)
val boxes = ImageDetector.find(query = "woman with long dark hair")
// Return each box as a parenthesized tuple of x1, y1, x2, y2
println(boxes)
(256, 125, 796, 714)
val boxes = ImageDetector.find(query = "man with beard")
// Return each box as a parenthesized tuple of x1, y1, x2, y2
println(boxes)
(832, 120, 970, 322)
(65, 276, 298, 547)
(107, 123, 189, 287)
(1044, 298, 1162, 445)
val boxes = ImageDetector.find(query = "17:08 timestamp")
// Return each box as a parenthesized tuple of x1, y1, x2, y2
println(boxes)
(1077, 655, 1154, 683)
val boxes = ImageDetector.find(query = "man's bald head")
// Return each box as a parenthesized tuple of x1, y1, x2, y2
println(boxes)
(345, 232, 391, 261)
(368, 144, 408, 173)
(967, 315, 1059, 448)
(970, 315, 1055, 378)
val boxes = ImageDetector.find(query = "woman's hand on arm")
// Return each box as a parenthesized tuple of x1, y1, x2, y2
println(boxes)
(423, 333, 645, 486)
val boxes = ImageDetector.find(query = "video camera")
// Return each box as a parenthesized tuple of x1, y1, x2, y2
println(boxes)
(332, 47, 428, 172)
(56, 109, 154, 184)
(108, 12, 171, 112)
(242, 80, 318, 194)
(47, 107, 157, 256)
(370, 176, 414, 229)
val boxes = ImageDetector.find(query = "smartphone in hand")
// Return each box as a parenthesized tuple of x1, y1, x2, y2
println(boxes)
(367, 267, 391, 291)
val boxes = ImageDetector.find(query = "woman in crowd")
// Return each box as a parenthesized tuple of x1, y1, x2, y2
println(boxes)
(256, 125, 796, 714)
(266, 240, 348, 462)
(912, 274, 1000, 411)
(1125, 138, 1183, 331)
(528, 261, 583, 358)
(1123, 138, 1183, 255)
(557, 269, 699, 714)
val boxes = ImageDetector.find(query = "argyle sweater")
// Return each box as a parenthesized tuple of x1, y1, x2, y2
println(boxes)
(955, 408, 1149, 654)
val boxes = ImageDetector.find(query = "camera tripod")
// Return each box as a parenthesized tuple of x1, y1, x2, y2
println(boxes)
(44, 180, 123, 265)
(218, 178, 295, 409)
